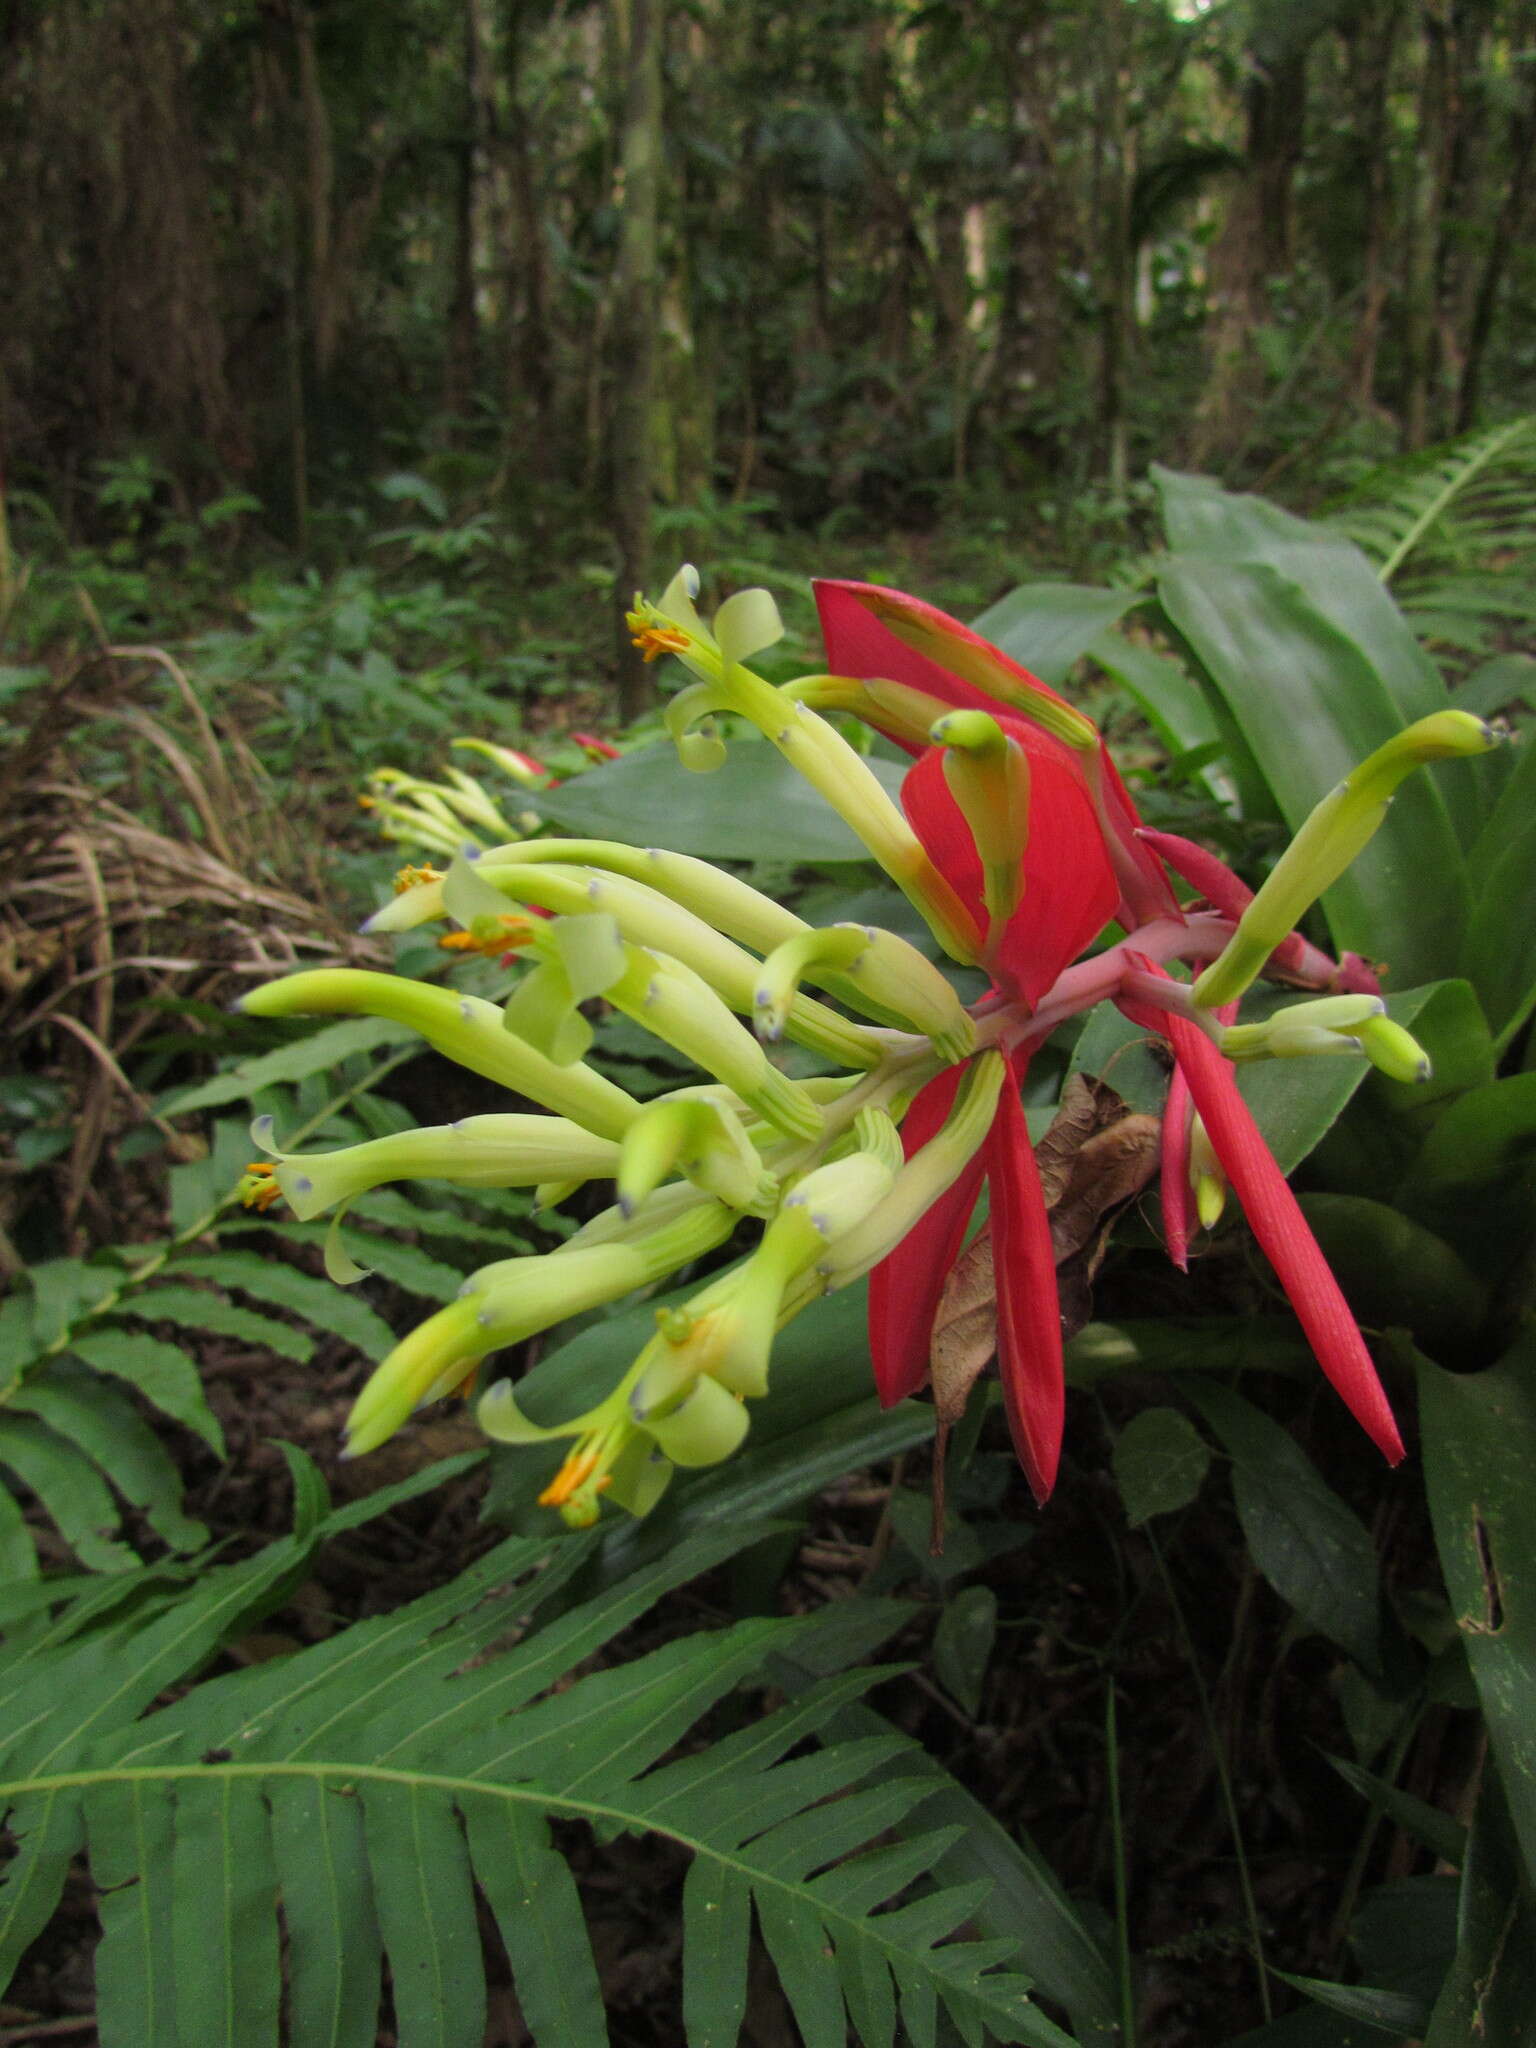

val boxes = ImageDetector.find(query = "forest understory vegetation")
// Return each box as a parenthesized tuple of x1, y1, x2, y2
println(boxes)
(4, 1, 1536, 2041)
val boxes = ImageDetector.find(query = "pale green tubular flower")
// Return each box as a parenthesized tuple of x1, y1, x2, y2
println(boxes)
(370, 837, 915, 1042)
(1194, 711, 1502, 1009)
(361, 765, 525, 853)
(250, 1112, 622, 1221)
(371, 849, 891, 1073)
(617, 1096, 777, 1216)
(450, 737, 551, 788)
(753, 923, 974, 1065)
(782, 673, 959, 753)
(475, 1135, 902, 1526)
(345, 1193, 736, 1460)
(240, 969, 643, 1141)
(1219, 994, 1433, 1082)
(814, 1051, 1007, 1290)
(601, 943, 827, 1141)
(630, 568, 984, 966)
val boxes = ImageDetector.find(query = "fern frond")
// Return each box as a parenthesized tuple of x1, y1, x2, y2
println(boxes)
(0, 1515, 1078, 2046)
(170, 1251, 396, 1360)
(1326, 415, 1536, 585)
(111, 1285, 317, 1362)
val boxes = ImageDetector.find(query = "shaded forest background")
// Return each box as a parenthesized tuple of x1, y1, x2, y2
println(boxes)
(3, 0, 1535, 715)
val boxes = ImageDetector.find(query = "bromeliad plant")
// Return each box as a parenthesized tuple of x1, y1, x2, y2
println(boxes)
(237, 570, 1499, 1523)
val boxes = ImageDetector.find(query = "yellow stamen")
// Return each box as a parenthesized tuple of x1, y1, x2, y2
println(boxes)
(358, 794, 376, 810)
(538, 1445, 605, 1508)
(393, 862, 444, 895)
(630, 623, 692, 663)
(437, 914, 537, 958)
(239, 1162, 282, 1212)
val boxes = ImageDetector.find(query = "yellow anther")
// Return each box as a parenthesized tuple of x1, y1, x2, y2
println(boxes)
(358, 794, 376, 811)
(630, 622, 692, 663)
(393, 862, 445, 895)
(437, 914, 538, 958)
(239, 1162, 282, 1213)
(538, 1445, 609, 1509)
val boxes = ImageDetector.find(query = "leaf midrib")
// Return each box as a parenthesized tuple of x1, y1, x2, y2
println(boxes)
(0, 1758, 1043, 2023)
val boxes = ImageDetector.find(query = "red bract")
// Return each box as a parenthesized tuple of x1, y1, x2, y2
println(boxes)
(840, 580, 1404, 1500)
(815, 577, 1179, 925)
(1119, 956, 1404, 1465)
(902, 715, 1116, 1005)
(867, 712, 1120, 1502)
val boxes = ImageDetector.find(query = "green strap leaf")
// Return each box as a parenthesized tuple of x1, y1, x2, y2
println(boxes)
(1155, 554, 1469, 986)
(1186, 1383, 1383, 1674)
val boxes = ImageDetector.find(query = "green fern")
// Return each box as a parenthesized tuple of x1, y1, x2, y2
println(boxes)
(0, 1506, 1078, 2047)
(1325, 416, 1536, 669)
(0, 1021, 542, 1573)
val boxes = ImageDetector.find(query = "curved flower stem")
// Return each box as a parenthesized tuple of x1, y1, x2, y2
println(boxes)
(970, 914, 1234, 1057)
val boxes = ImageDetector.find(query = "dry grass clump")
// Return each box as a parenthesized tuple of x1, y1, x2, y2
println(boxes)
(1, 644, 381, 1243)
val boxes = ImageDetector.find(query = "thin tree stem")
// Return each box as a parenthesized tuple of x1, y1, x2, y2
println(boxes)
(1104, 1678, 1137, 2047)
(1146, 1524, 1273, 2023)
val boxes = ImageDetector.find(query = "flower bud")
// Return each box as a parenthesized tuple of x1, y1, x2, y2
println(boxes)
(1354, 1014, 1433, 1084)
(754, 923, 973, 1063)
(931, 708, 1033, 928)
(1189, 1114, 1228, 1230)
(1220, 995, 1385, 1062)
(1195, 712, 1502, 1009)
(604, 946, 826, 1141)
(254, 1111, 621, 1221)
(240, 970, 642, 1141)
(617, 1096, 776, 1214)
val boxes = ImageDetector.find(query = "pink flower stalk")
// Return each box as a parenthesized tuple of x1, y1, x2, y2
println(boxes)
(1138, 826, 1382, 996)
(817, 580, 1410, 1497)
(1120, 958, 1403, 1464)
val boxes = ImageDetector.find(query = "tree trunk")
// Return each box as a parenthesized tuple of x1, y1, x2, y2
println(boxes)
(501, 0, 555, 482)
(610, 0, 664, 723)
(292, 5, 339, 380)
(443, 0, 481, 424)
(1402, 1, 1451, 449)
(991, 10, 1063, 457)
(1189, 45, 1309, 468)
(1096, 0, 1132, 494)
(1342, 0, 1404, 411)
(1455, 47, 1536, 429)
